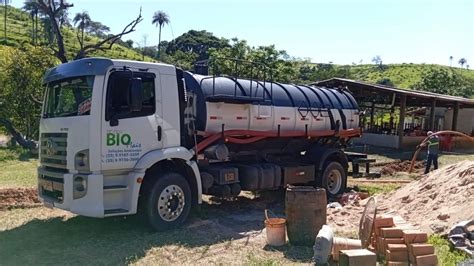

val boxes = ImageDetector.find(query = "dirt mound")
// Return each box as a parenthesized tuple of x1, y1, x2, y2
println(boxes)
(0, 188, 41, 210)
(378, 160, 474, 234)
(380, 160, 424, 175)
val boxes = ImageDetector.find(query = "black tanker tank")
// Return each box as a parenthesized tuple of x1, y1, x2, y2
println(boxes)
(183, 72, 359, 136)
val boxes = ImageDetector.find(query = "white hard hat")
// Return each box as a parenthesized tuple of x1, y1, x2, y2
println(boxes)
(427, 131, 434, 136)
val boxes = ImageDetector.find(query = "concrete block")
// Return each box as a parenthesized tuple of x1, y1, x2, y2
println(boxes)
(416, 254, 438, 265)
(381, 228, 404, 238)
(410, 243, 435, 256)
(387, 243, 408, 252)
(386, 250, 409, 262)
(403, 230, 428, 245)
(339, 249, 376, 266)
(375, 216, 395, 228)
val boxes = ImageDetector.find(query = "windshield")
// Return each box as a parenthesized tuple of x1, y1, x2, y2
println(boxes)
(43, 76, 94, 118)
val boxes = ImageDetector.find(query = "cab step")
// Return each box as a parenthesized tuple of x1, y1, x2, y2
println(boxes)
(104, 208, 128, 215)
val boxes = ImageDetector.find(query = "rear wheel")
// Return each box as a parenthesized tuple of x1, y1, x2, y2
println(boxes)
(145, 172, 191, 231)
(321, 161, 347, 197)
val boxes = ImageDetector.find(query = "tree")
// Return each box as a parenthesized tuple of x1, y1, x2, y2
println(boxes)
(87, 20, 110, 38)
(1, 0, 10, 43)
(124, 39, 133, 48)
(449, 55, 453, 67)
(412, 68, 472, 97)
(152, 10, 170, 60)
(73, 11, 91, 48)
(166, 30, 230, 61)
(0, 45, 57, 148)
(372, 55, 382, 65)
(36, 0, 143, 62)
(23, 0, 40, 45)
(458, 58, 467, 69)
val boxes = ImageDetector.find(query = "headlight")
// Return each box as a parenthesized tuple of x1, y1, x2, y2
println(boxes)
(73, 175, 87, 199)
(75, 150, 89, 171)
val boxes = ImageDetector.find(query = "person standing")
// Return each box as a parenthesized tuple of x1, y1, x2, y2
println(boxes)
(421, 131, 439, 174)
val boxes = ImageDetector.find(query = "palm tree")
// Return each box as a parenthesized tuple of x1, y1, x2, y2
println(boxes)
(458, 58, 467, 69)
(449, 56, 453, 67)
(152, 10, 170, 59)
(23, 1, 39, 45)
(73, 11, 91, 47)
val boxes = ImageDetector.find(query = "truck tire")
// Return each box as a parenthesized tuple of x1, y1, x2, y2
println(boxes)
(145, 172, 191, 231)
(321, 161, 346, 197)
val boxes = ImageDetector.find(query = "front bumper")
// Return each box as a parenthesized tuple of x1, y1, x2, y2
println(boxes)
(38, 168, 105, 218)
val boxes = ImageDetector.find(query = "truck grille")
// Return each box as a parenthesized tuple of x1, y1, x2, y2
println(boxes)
(40, 133, 68, 169)
(39, 133, 68, 203)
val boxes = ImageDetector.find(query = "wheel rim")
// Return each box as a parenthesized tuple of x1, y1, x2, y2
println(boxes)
(326, 169, 342, 194)
(157, 185, 185, 222)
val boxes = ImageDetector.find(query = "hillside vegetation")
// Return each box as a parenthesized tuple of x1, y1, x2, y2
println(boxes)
(0, 6, 152, 61)
(348, 63, 474, 89)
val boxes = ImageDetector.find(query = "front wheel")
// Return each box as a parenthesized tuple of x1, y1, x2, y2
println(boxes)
(145, 172, 192, 231)
(321, 161, 347, 197)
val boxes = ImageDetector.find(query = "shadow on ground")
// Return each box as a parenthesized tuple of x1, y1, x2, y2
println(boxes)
(0, 190, 313, 265)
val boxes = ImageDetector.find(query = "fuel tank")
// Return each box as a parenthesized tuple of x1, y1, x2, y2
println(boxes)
(183, 72, 359, 134)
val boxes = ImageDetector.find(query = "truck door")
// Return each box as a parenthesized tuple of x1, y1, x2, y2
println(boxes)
(101, 68, 162, 170)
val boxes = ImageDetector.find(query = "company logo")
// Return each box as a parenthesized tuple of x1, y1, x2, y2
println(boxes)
(45, 138, 57, 156)
(106, 133, 132, 146)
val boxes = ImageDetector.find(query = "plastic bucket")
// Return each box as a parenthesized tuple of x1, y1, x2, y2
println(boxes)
(264, 210, 286, 246)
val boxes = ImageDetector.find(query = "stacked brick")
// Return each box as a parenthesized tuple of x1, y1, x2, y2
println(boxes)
(372, 214, 438, 266)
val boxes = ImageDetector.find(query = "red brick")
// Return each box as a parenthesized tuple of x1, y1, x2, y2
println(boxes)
(384, 238, 405, 255)
(403, 230, 428, 245)
(416, 254, 438, 265)
(410, 243, 435, 256)
(387, 244, 408, 252)
(386, 261, 409, 266)
(387, 250, 409, 262)
(381, 228, 404, 238)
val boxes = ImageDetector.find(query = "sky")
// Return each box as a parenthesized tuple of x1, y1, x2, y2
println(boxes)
(12, 0, 474, 66)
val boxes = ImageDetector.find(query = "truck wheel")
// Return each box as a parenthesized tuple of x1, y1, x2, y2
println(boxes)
(321, 161, 346, 197)
(145, 172, 191, 231)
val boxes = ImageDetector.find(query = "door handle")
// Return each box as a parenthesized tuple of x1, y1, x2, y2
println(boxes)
(157, 125, 162, 141)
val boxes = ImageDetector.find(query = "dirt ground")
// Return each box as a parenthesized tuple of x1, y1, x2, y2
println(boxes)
(1, 157, 472, 264)
(379, 160, 425, 176)
(0, 187, 40, 210)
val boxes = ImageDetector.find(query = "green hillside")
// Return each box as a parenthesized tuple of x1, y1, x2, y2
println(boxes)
(346, 63, 474, 89)
(0, 6, 153, 61)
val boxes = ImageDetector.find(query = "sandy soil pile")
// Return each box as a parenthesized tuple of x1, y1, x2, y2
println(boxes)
(378, 160, 474, 234)
(0, 188, 41, 210)
(380, 160, 424, 175)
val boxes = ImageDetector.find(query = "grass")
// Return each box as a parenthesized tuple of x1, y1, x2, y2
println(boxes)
(428, 235, 470, 266)
(0, 203, 313, 265)
(0, 147, 38, 188)
(349, 182, 401, 196)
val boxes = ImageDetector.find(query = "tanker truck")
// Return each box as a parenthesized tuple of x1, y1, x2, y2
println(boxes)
(37, 58, 361, 231)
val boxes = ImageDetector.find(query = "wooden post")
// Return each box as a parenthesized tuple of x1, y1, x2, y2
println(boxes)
(370, 101, 375, 129)
(429, 99, 436, 130)
(398, 95, 407, 149)
(452, 102, 459, 131)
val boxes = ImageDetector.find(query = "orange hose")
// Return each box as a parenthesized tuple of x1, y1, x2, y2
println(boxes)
(409, 130, 474, 173)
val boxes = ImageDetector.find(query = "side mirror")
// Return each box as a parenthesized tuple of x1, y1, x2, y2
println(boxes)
(129, 77, 143, 112)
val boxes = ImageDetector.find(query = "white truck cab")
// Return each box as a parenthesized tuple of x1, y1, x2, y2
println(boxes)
(38, 58, 361, 230)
